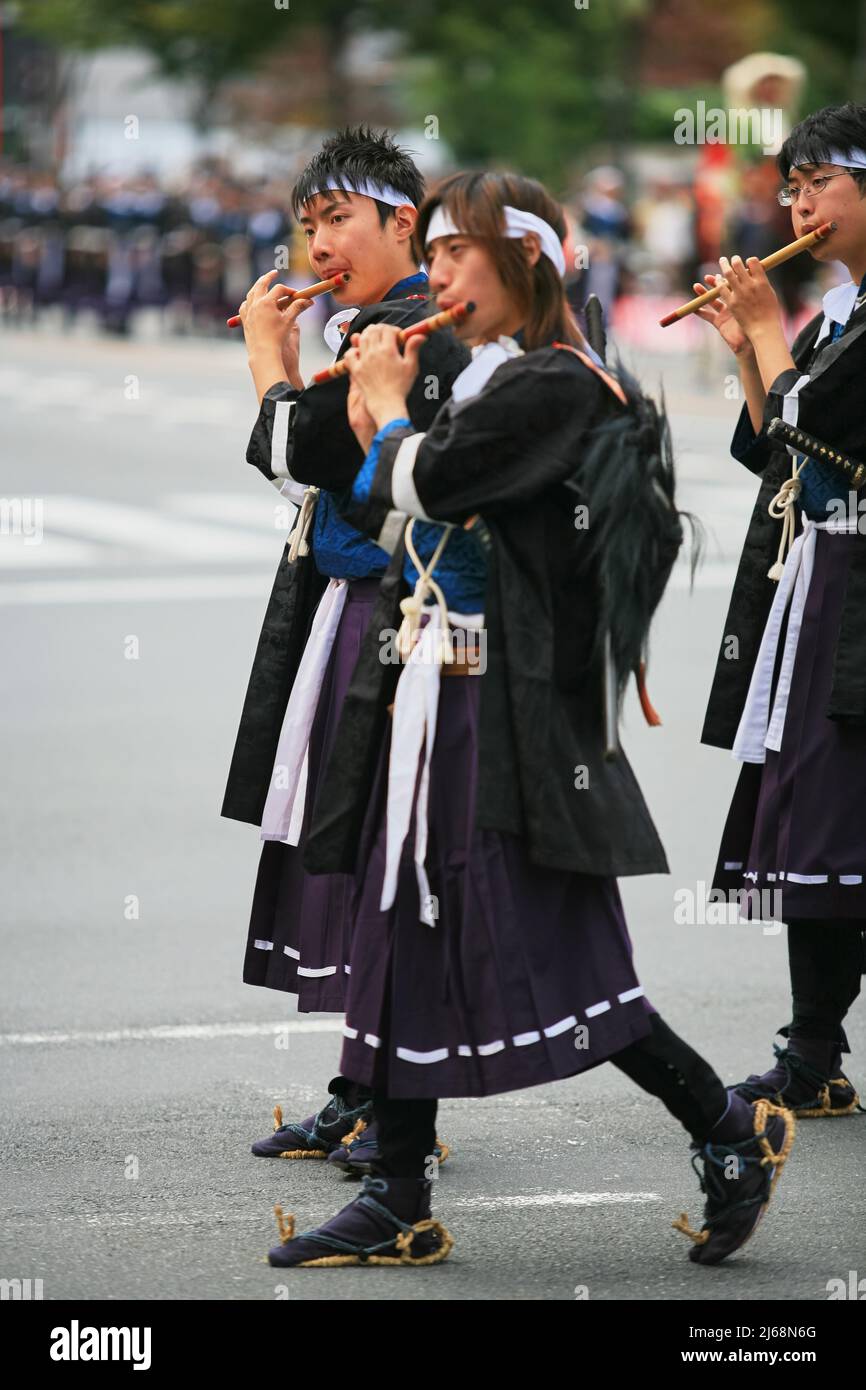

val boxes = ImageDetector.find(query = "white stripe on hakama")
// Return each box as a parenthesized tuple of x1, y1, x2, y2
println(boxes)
(396, 1046, 449, 1064)
(617, 986, 645, 1004)
(544, 1015, 578, 1038)
(585, 1001, 611, 1017)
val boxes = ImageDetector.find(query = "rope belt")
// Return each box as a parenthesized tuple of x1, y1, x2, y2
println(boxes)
(766, 459, 807, 580)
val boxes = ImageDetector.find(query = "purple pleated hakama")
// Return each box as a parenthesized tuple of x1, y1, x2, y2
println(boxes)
(243, 576, 382, 1011)
(338, 667, 656, 1099)
(713, 529, 866, 920)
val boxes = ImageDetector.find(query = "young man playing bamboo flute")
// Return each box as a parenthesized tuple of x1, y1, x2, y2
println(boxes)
(221, 126, 468, 1169)
(696, 102, 866, 1118)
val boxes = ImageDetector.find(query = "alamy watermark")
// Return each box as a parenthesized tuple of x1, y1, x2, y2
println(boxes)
(673, 881, 783, 934)
(674, 102, 783, 156)
(0, 497, 43, 544)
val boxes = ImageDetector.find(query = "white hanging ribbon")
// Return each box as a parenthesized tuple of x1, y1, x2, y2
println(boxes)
(380, 519, 455, 925)
(732, 516, 857, 763)
(260, 578, 349, 843)
(380, 605, 444, 926)
(380, 600, 485, 925)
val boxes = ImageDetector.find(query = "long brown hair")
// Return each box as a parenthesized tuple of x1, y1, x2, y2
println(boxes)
(417, 171, 584, 352)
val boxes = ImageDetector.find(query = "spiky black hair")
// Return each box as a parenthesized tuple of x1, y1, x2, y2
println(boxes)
(778, 103, 866, 194)
(291, 125, 425, 226)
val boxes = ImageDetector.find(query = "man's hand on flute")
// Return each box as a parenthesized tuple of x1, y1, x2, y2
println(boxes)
(710, 255, 796, 392)
(342, 322, 421, 435)
(713, 255, 781, 336)
(691, 270, 755, 360)
(240, 269, 313, 401)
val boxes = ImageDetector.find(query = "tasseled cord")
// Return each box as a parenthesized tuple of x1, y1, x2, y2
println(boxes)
(397, 520, 454, 663)
(766, 455, 806, 581)
(288, 486, 320, 563)
(635, 660, 662, 727)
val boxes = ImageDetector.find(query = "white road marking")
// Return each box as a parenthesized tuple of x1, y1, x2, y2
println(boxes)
(42, 495, 275, 560)
(0, 1019, 344, 1046)
(0, 571, 274, 605)
(0, 492, 290, 600)
(0, 535, 102, 568)
(0, 367, 247, 427)
(447, 1192, 661, 1209)
(164, 492, 292, 529)
(3, 1191, 661, 1229)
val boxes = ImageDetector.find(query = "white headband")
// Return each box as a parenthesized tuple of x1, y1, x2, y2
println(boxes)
(306, 178, 416, 210)
(425, 203, 566, 277)
(792, 147, 866, 172)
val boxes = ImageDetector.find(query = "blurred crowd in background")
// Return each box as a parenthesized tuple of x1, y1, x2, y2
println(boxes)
(1, 39, 852, 344)
(0, 162, 299, 334)
(0, 144, 832, 342)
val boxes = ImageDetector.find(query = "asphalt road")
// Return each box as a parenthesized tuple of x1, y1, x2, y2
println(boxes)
(1, 316, 863, 1302)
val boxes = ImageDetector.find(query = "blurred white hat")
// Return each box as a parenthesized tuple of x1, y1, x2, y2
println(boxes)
(722, 52, 806, 110)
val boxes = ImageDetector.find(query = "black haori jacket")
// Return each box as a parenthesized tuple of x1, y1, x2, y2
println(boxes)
(701, 292, 866, 751)
(220, 293, 469, 826)
(303, 345, 682, 880)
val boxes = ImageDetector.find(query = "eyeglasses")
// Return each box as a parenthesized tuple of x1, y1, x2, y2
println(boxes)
(777, 171, 853, 206)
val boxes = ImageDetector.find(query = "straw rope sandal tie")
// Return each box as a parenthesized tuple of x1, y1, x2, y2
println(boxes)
(251, 1096, 374, 1160)
(327, 1121, 451, 1176)
(734, 1044, 863, 1118)
(267, 1177, 454, 1268)
(673, 1098, 796, 1265)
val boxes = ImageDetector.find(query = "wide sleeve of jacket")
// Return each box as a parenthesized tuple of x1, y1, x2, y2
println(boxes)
(342, 349, 606, 540)
(247, 299, 469, 496)
(730, 401, 777, 477)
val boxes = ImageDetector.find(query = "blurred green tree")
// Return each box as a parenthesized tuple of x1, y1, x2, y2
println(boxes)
(20, 0, 866, 186)
(19, 0, 648, 184)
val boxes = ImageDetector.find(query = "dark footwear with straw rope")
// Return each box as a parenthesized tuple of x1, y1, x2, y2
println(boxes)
(734, 1043, 862, 1118)
(252, 1080, 373, 1159)
(267, 1175, 454, 1268)
(672, 1098, 796, 1266)
(326, 1120, 451, 1177)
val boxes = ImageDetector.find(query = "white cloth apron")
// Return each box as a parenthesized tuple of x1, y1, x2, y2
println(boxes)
(732, 516, 858, 763)
(260, 578, 349, 843)
(381, 604, 484, 925)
